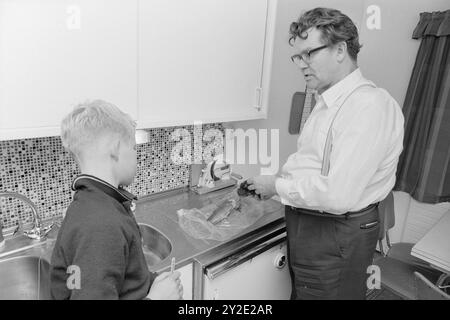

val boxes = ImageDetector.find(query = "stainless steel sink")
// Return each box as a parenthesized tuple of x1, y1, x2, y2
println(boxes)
(0, 255, 51, 300)
(139, 224, 172, 266)
(0, 224, 171, 300)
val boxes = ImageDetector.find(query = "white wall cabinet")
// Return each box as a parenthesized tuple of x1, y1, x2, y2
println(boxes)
(0, 0, 138, 140)
(0, 0, 276, 141)
(137, 0, 276, 128)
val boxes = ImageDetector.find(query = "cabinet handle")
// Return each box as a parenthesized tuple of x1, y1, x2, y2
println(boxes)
(255, 87, 263, 111)
(205, 232, 286, 280)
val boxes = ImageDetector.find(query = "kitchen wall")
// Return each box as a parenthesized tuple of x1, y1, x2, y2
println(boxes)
(230, 0, 450, 243)
(0, 124, 223, 230)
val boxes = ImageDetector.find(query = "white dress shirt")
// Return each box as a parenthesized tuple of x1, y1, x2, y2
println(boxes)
(275, 68, 404, 214)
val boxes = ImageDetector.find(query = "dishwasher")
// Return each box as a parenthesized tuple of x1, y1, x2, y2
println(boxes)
(193, 222, 292, 300)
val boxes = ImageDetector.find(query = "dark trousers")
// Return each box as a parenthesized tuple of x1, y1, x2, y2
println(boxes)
(285, 205, 380, 300)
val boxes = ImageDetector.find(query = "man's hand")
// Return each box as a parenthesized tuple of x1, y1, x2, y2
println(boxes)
(147, 271, 183, 300)
(246, 175, 278, 200)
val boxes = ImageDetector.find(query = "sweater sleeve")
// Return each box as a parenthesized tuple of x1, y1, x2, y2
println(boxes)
(68, 222, 129, 300)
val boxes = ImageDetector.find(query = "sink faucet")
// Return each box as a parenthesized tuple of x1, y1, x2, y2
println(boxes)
(0, 192, 53, 240)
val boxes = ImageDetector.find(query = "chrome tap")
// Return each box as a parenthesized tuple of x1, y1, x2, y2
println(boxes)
(0, 192, 53, 240)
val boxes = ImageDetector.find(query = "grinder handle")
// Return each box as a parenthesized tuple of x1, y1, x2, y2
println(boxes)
(230, 172, 243, 180)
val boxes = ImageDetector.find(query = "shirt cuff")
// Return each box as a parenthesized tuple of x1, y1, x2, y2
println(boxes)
(275, 177, 293, 203)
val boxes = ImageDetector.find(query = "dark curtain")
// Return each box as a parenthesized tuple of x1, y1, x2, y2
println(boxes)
(394, 10, 450, 203)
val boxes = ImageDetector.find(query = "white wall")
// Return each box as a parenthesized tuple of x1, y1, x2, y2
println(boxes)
(229, 0, 450, 243)
(358, 0, 450, 243)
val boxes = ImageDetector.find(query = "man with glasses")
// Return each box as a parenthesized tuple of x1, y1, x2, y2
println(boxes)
(247, 8, 404, 299)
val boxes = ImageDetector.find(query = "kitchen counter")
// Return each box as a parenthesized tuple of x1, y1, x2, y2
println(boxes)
(134, 186, 285, 273)
(0, 186, 286, 276)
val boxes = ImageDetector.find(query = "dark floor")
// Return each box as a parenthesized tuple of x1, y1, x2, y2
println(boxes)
(367, 288, 404, 300)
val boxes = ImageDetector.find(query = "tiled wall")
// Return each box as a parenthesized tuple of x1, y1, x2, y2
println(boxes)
(0, 124, 224, 230)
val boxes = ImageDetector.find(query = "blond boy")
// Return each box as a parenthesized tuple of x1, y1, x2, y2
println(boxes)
(50, 100, 182, 299)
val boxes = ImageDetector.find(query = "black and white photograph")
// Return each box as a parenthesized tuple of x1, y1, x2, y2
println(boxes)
(0, 0, 449, 306)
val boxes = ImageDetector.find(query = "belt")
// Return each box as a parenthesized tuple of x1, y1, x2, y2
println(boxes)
(288, 202, 379, 220)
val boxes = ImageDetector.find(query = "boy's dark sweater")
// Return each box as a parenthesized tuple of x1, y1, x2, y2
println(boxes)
(50, 175, 156, 300)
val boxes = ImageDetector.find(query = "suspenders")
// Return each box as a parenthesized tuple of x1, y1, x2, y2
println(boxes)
(320, 82, 376, 176)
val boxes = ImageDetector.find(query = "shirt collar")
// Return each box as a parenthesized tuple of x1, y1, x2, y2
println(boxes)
(72, 174, 137, 204)
(319, 68, 364, 108)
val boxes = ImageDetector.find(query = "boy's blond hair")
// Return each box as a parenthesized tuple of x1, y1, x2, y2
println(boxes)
(61, 100, 135, 159)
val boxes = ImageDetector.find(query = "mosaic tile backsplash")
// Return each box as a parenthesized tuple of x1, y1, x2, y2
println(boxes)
(0, 124, 224, 230)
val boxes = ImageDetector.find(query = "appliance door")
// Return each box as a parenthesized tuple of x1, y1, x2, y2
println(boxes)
(203, 232, 291, 300)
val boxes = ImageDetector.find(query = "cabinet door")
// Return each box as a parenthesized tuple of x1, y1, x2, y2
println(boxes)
(203, 242, 291, 300)
(177, 263, 193, 300)
(0, 0, 137, 140)
(138, 0, 274, 128)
